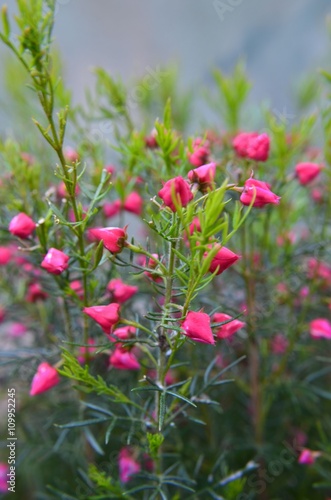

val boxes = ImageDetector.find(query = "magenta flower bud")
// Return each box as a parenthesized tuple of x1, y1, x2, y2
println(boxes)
(107, 278, 138, 303)
(188, 162, 216, 192)
(89, 226, 127, 254)
(109, 326, 136, 342)
(240, 178, 281, 208)
(204, 245, 240, 275)
(182, 311, 215, 344)
(26, 282, 48, 302)
(41, 248, 69, 275)
(9, 322, 27, 337)
(188, 146, 210, 167)
(145, 133, 158, 149)
(158, 176, 193, 212)
(103, 200, 121, 218)
(309, 318, 331, 339)
(298, 449, 320, 465)
(9, 212, 36, 239)
(109, 347, 140, 370)
(69, 280, 84, 300)
(119, 447, 141, 483)
(187, 138, 210, 166)
(212, 313, 245, 339)
(295, 162, 322, 185)
(29, 362, 60, 396)
(233, 132, 270, 162)
(83, 303, 120, 334)
(0, 246, 13, 265)
(123, 191, 143, 216)
(246, 133, 270, 161)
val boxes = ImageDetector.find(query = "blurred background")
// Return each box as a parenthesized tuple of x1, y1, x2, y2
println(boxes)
(0, 0, 331, 131)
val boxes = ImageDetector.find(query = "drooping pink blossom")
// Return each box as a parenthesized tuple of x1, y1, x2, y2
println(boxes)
(298, 448, 321, 465)
(109, 326, 136, 342)
(89, 226, 127, 254)
(309, 318, 331, 339)
(240, 178, 280, 208)
(123, 192, 143, 215)
(41, 248, 69, 275)
(212, 313, 245, 339)
(26, 282, 48, 302)
(233, 132, 270, 161)
(0, 246, 13, 265)
(295, 162, 322, 185)
(83, 303, 120, 334)
(103, 200, 121, 218)
(107, 278, 138, 303)
(9, 213, 36, 239)
(187, 162, 216, 192)
(158, 176, 193, 212)
(182, 311, 215, 344)
(204, 245, 240, 275)
(30, 362, 60, 396)
(109, 347, 140, 370)
(118, 447, 141, 483)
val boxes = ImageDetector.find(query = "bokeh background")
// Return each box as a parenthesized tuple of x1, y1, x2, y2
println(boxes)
(0, 0, 331, 131)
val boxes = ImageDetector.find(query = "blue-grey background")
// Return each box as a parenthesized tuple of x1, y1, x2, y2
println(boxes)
(0, 0, 331, 129)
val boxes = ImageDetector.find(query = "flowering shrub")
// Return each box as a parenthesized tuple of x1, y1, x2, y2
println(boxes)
(0, 2, 331, 499)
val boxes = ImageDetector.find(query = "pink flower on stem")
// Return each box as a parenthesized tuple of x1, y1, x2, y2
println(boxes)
(298, 449, 321, 465)
(158, 176, 193, 212)
(41, 248, 69, 275)
(69, 280, 84, 300)
(109, 347, 140, 370)
(103, 200, 121, 218)
(9, 322, 27, 337)
(118, 448, 141, 483)
(123, 192, 143, 216)
(309, 318, 331, 339)
(204, 245, 240, 275)
(107, 278, 138, 303)
(212, 313, 245, 339)
(89, 226, 127, 254)
(187, 138, 210, 167)
(295, 162, 322, 185)
(29, 362, 60, 396)
(233, 132, 270, 161)
(0, 246, 13, 265)
(182, 311, 215, 344)
(9, 212, 36, 239)
(26, 282, 48, 302)
(109, 325, 136, 342)
(83, 303, 120, 334)
(240, 178, 280, 208)
(188, 162, 216, 192)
